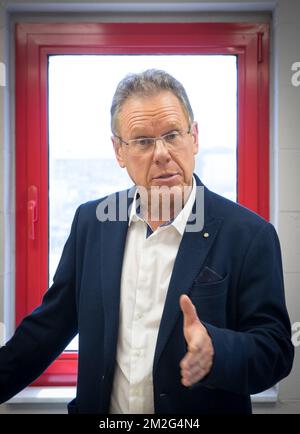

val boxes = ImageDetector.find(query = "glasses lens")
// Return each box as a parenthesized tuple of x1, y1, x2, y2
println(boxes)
(128, 129, 189, 155)
(129, 138, 155, 155)
(163, 132, 181, 146)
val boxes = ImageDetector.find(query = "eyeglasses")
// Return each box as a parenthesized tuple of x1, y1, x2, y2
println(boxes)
(114, 126, 192, 156)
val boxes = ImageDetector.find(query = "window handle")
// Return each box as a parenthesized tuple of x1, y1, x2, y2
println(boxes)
(28, 185, 38, 240)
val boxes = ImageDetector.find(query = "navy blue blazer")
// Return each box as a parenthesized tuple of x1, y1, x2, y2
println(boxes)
(0, 174, 294, 414)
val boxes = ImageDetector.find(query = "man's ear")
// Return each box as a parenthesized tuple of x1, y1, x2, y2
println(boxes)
(191, 122, 199, 155)
(112, 136, 126, 168)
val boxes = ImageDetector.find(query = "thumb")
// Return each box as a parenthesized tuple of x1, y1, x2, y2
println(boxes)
(180, 294, 200, 328)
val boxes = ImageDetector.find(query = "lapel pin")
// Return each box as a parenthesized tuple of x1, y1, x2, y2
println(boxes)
(203, 232, 210, 238)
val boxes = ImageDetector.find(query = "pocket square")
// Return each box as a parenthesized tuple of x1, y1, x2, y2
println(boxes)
(194, 266, 223, 283)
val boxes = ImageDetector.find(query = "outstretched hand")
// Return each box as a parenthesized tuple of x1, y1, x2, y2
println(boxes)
(179, 294, 214, 387)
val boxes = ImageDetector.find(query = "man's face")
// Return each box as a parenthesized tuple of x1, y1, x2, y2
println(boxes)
(112, 91, 199, 193)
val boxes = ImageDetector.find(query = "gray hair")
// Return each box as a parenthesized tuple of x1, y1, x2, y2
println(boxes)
(110, 69, 194, 134)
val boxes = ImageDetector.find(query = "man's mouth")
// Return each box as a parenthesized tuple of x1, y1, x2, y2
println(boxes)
(153, 173, 178, 180)
(151, 173, 181, 186)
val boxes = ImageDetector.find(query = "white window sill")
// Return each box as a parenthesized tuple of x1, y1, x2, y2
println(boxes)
(6, 386, 277, 405)
(7, 387, 76, 404)
(251, 387, 278, 403)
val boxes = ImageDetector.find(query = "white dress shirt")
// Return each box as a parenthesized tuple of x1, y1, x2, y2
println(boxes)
(109, 178, 196, 414)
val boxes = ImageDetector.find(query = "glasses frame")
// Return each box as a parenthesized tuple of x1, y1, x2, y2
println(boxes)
(114, 124, 194, 153)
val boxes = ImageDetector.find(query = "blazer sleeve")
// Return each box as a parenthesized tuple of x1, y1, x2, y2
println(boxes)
(0, 206, 81, 404)
(198, 222, 294, 395)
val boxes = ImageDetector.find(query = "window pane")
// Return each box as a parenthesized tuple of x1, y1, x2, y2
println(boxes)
(48, 55, 237, 350)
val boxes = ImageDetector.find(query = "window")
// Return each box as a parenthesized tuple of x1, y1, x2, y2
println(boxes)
(16, 23, 269, 385)
(49, 54, 237, 353)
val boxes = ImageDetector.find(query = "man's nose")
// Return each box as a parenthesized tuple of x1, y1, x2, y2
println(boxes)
(152, 138, 171, 164)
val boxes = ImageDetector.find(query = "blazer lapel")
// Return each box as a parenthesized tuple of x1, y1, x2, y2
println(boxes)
(153, 186, 223, 375)
(100, 189, 133, 378)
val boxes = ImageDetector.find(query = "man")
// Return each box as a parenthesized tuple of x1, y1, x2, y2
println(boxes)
(0, 69, 294, 414)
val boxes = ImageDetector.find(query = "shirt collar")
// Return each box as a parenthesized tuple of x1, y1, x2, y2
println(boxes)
(129, 176, 196, 236)
(172, 176, 196, 236)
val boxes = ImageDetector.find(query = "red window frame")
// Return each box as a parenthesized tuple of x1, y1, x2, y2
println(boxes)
(15, 22, 269, 386)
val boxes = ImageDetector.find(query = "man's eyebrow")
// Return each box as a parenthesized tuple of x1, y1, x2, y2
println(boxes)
(132, 127, 180, 139)
(163, 127, 181, 134)
(132, 134, 153, 139)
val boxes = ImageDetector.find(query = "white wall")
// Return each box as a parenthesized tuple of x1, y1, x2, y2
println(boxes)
(273, 0, 300, 406)
(0, 0, 300, 414)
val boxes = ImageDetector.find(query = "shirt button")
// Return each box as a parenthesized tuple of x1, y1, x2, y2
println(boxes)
(136, 312, 143, 320)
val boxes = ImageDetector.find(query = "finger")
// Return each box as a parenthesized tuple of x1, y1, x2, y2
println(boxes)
(184, 329, 205, 355)
(180, 350, 199, 370)
(179, 294, 200, 328)
(180, 352, 209, 386)
(188, 336, 204, 353)
(181, 365, 203, 382)
(180, 346, 205, 373)
(181, 361, 203, 379)
(181, 367, 207, 387)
